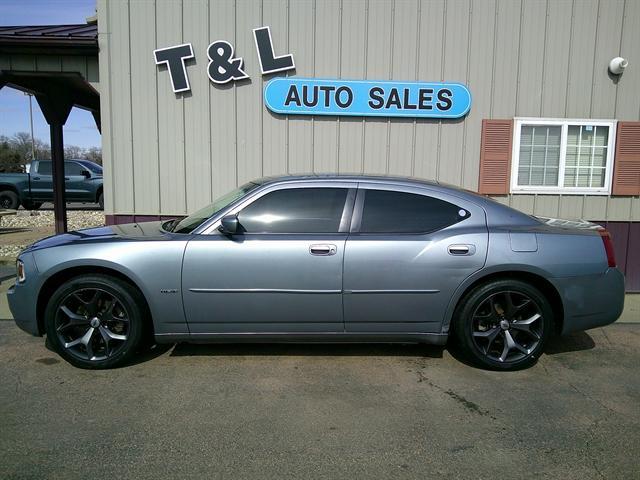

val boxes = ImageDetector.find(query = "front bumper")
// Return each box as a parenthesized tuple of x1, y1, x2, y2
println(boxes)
(7, 253, 42, 336)
(551, 267, 625, 335)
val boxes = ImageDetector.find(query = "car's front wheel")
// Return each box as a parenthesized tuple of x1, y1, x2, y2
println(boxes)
(453, 279, 552, 370)
(44, 274, 146, 369)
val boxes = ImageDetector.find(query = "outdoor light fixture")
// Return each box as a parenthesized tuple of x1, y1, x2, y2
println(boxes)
(608, 57, 628, 75)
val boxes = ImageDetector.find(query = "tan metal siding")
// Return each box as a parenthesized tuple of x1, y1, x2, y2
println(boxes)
(209, 0, 237, 200)
(108, 0, 135, 214)
(312, 0, 340, 174)
(262, 0, 289, 177)
(540, 0, 572, 118)
(362, 0, 392, 175)
(156, 0, 186, 215)
(130, 0, 160, 214)
(98, 0, 640, 220)
(337, 0, 366, 174)
(287, 0, 314, 175)
(183, 0, 213, 211)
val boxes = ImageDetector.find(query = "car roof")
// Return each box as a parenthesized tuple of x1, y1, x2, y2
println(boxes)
(256, 173, 438, 187)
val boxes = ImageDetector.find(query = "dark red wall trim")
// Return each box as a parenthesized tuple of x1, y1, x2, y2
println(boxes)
(596, 221, 640, 293)
(103, 215, 640, 292)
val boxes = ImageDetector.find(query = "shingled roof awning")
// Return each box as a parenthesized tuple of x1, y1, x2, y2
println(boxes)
(0, 23, 97, 55)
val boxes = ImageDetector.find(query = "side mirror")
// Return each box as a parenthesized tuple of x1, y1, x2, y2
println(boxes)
(81, 170, 91, 178)
(219, 214, 240, 235)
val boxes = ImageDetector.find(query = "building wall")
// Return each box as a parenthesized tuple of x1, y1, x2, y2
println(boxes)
(97, 0, 640, 221)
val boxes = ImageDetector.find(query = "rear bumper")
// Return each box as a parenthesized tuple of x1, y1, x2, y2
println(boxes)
(551, 268, 625, 335)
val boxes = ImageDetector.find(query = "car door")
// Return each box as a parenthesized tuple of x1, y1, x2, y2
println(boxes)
(343, 183, 488, 334)
(181, 181, 356, 334)
(29, 161, 53, 201)
(63, 161, 91, 201)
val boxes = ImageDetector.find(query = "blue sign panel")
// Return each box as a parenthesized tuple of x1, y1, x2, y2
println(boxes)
(264, 78, 471, 118)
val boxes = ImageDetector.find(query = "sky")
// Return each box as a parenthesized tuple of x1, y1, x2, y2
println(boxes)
(0, 0, 101, 149)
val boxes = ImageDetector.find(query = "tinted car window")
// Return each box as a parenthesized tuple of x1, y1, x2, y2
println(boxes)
(238, 188, 348, 233)
(36, 162, 51, 174)
(360, 189, 467, 233)
(65, 162, 85, 175)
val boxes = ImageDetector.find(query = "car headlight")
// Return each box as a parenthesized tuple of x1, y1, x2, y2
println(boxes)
(16, 259, 26, 283)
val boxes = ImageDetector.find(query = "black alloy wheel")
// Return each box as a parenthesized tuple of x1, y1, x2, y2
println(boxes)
(453, 279, 553, 370)
(45, 274, 146, 369)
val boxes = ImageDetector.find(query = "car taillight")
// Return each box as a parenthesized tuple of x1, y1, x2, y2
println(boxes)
(597, 228, 616, 268)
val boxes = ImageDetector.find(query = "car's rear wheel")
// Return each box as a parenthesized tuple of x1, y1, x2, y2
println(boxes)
(44, 274, 146, 369)
(453, 279, 552, 370)
(98, 192, 104, 209)
(0, 190, 19, 210)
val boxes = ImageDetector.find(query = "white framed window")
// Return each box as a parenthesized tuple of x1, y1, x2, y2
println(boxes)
(511, 118, 617, 195)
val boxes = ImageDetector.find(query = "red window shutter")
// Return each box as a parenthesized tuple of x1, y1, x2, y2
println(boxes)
(612, 122, 640, 196)
(478, 119, 513, 195)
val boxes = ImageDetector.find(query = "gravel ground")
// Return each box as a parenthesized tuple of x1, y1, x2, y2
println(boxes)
(0, 211, 104, 259)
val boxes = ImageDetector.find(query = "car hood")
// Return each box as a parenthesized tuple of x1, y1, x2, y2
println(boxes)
(23, 221, 178, 252)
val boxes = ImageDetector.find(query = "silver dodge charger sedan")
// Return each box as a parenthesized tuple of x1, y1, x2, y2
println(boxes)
(8, 175, 624, 370)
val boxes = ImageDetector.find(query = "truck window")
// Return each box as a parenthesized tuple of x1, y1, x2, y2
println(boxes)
(36, 162, 52, 174)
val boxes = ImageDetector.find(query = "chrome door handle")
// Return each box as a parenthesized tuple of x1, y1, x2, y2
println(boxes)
(32, 176, 40, 180)
(448, 244, 475, 256)
(309, 244, 337, 256)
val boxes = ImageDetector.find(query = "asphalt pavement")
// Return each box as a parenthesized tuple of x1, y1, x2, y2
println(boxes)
(1, 318, 639, 479)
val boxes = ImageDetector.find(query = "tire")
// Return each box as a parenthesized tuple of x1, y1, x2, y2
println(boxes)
(22, 200, 43, 210)
(452, 279, 553, 371)
(98, 192, 104, 210)
(44, 274, 147, 369)
(0, 190, 19, 210)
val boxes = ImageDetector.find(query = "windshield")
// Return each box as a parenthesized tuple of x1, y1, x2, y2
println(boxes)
(171, 181, 260, 234)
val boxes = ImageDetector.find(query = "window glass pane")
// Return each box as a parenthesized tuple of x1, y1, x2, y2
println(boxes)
(518, 166, 530, 185)
(360, 190, 466, 234)
(578, 149, 592, 168)
(567, 125, 580, 145)
(519, 145, 531, 166)
(564, 168, 576, 187)
(591, 168, 606, 188)
(520, 126, 534, 145)
(593, 147, 607, 167)
(594, 126, 609, 146)
(65, 162, 85, 175)
(517, 125, 561, 186)
(533, 127, 548, 145)
(520, 122, 612, 191)
(566, 146, 578, 167)
(37, 162, 51, 174)
(580, 126, 595, 147)
(237, 188, 347, 233)
(531, 147, 546, 166)
(577, 168, 591, 187)
(547, 127, 561, 146)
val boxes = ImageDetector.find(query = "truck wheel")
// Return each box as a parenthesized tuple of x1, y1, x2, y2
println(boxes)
(0, 190, 19, 210)
(22, 200, 43, 210)
(98, 192, 104, 209)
